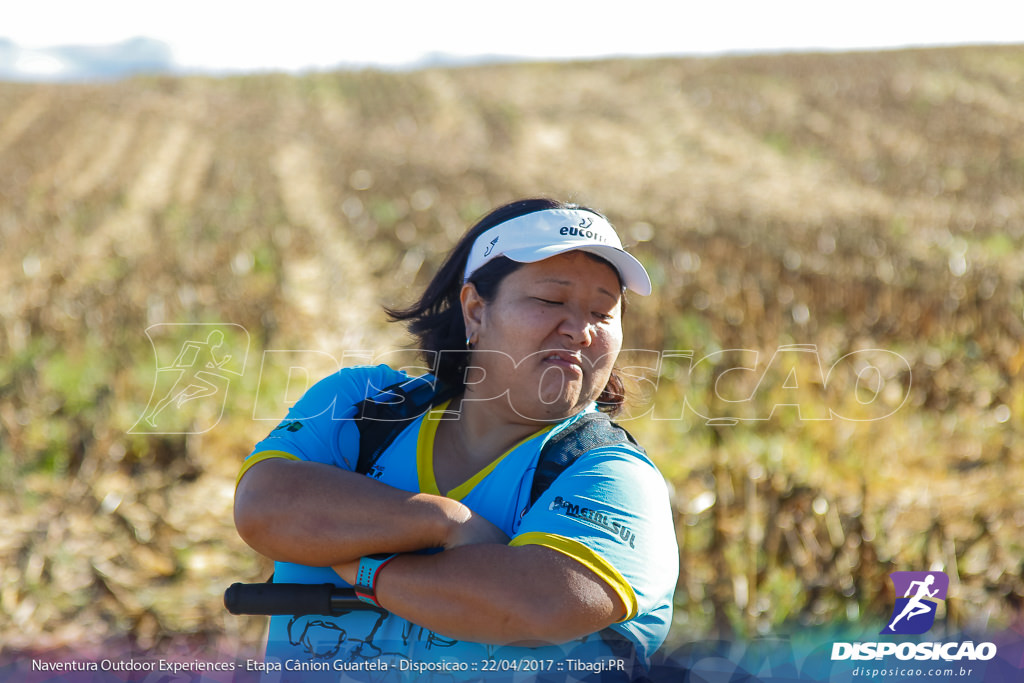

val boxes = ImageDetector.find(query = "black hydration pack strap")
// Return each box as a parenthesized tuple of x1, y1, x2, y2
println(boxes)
(527, 411, 644, 508)
(352, 380, 645, 510)
(354, 377, 457, 477)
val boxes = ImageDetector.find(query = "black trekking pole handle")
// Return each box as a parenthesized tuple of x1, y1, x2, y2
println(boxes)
(224, 583, 384, 616)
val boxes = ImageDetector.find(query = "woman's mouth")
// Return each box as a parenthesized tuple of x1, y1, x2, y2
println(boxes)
(542, 351, 584, 375)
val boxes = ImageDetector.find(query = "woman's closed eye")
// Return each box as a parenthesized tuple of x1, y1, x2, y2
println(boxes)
(534, 297, 615, 323)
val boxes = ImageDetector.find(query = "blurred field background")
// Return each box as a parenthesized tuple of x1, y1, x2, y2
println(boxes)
(1, 45, 1023, 660)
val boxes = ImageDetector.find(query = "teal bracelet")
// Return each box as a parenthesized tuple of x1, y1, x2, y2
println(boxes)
(353, 553, 399, 607)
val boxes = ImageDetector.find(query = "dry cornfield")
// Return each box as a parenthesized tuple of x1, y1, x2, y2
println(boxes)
(1, 45, 1022, 658)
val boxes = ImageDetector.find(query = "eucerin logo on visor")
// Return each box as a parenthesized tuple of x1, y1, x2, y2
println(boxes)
(559, 216, 610, 243)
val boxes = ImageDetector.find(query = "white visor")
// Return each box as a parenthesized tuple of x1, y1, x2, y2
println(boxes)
(462, 208, 652, 295)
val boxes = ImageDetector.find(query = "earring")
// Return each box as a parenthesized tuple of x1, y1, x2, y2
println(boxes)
(465, 336, 474, 349)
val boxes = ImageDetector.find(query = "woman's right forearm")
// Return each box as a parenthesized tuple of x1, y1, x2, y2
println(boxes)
(233, 458, 466, 567)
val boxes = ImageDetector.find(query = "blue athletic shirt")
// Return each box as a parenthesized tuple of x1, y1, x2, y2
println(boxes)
(238, 365, 678, 680)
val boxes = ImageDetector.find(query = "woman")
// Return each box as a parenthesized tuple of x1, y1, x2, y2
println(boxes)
(234, 198, 678, 679)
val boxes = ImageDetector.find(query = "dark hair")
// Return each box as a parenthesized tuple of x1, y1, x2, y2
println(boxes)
(386, 198, 628, 414)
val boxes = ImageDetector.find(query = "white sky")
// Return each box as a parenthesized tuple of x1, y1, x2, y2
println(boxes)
(3, 0, 1022, 73)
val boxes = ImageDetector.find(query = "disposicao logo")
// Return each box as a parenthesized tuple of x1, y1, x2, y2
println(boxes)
(881, 571, 949, 635)
(831, 569, 998, 664)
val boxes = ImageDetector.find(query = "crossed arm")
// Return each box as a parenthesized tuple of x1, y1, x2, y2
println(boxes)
(233, 458, 625, 645)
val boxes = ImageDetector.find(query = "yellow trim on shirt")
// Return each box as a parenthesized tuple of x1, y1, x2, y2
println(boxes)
(236, 450, 301, 488)
(416, 402, 446, 496)
(509, 531, 639, 622)
(417, 402, 553, 500)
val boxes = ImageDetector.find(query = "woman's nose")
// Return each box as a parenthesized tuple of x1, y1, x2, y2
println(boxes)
(558, 308, 593, 346)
